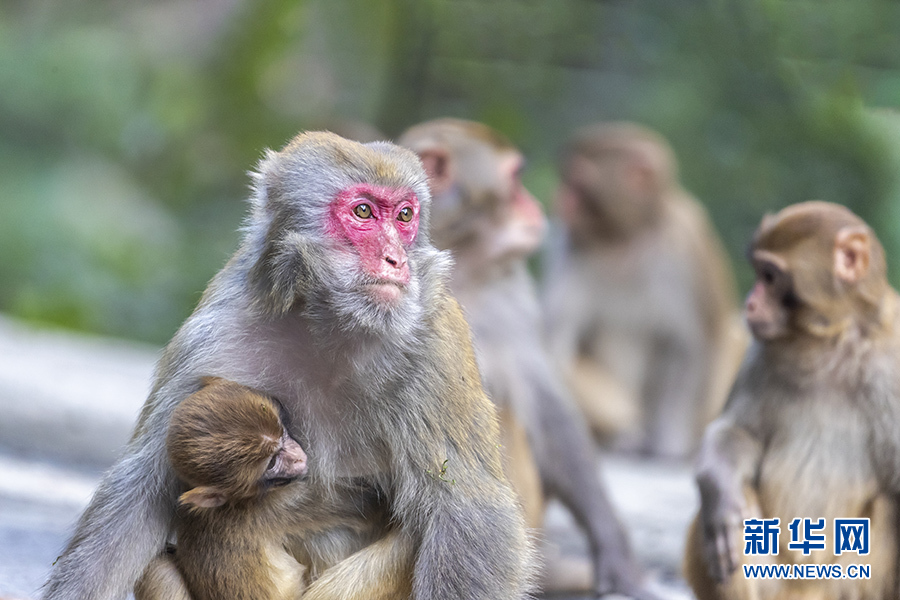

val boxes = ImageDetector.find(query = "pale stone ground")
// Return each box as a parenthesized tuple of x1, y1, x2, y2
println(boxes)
(0, 315, 697, 600)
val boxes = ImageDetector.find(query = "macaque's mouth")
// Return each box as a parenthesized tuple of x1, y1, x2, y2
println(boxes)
(365, 279, 408, 290)
(363, 280, 408, 304)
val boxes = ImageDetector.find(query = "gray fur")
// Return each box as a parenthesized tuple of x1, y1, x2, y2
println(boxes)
(44, 132, 533, 600)
(452, 262, 648, 597)
(398, 117, 649, 597)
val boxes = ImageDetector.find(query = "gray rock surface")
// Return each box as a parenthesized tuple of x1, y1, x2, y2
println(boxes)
(0, 456, 97, 599)
(0, 316, 157, 468)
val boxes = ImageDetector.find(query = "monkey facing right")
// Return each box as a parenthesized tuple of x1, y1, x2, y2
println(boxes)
(399, 118, 651, 598)
(44, 131, 533, 600)
(685, 201, 900, 600)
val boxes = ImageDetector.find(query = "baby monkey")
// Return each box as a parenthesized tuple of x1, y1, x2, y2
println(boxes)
(136, 377, 409, 600)
(135, 377, 309, 600)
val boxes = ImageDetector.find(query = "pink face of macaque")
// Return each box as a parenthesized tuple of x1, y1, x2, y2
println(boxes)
(326, 183, 420, 306)
(744, 251, 791, 341)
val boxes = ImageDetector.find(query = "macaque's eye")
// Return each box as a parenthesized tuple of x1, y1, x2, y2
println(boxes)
(759, 265, 778, 285)
(353, 203, 373, 219)
(782, 290, 800, 310)
(397, 207, 413, 223)
(266, 454, 278, 472)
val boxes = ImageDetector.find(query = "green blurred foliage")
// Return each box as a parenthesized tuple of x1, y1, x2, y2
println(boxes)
(1, 0, 899, 343)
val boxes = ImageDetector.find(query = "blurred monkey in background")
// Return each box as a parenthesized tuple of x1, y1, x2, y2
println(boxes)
(400, 118, 651, 598)
(545, 122, 744, 459)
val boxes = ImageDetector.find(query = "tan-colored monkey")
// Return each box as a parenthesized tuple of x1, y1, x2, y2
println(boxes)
(399, 119, 650, 598)
(44, 132, 534, 600)
(135, 378, 312, 600)
(685, 201, 900, 600)
(134, 377, 411, 600)
(545, 121, 744, 458)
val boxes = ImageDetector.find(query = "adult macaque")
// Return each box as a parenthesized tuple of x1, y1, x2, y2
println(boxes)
(399, 118, 647, 597)
(685, 201, 900, 600)
(545, 122, 743, 458)
(44, 132, 533, 600)
(135, 377, 410, 600)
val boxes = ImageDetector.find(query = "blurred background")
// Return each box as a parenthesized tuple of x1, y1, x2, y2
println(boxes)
(4, 0, 900, 345)
(3, 1, 900, 597)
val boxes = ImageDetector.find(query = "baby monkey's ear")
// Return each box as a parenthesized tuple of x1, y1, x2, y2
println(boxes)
(180, 486, 227, 510)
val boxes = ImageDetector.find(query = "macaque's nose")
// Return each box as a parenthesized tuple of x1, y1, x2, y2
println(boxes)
(371, 236, 410, 284)
(744, 282, 764, 316)
(385, 252, 408, 270)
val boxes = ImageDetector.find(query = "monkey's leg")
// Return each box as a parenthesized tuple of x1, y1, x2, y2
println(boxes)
(569, 358, 641, 445)
(530, 369, 649, 598)
(301, 530, 414, 600)
(134, 552, 192, 600)
(684, 515, 761, 600)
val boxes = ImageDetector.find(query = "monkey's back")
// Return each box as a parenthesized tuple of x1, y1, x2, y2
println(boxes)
(173, 501, 307, 600)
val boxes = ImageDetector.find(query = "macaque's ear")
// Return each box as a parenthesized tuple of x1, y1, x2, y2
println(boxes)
(180, 486, 227, 509)
(418, 147, 454, 195)
(834, 226, 871, 284)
